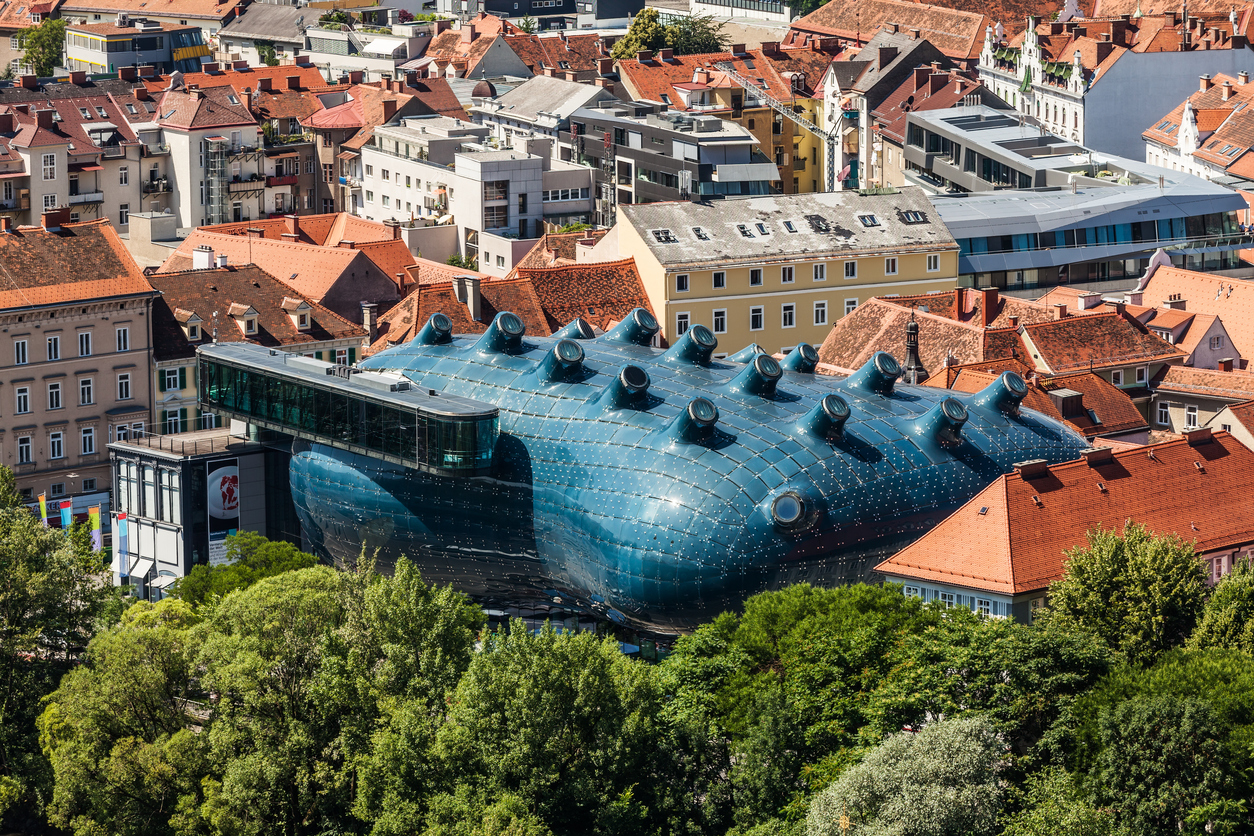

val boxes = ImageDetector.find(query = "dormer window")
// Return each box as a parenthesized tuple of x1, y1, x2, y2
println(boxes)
(188, 323, 200, 340)
(281, 296, 312, 331)
(227, 302, 259, 336)
(244, 318, 257, 334)
(173, 308, 204, 342)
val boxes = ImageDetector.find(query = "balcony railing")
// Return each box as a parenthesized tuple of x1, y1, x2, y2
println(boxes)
(142, 179, 172, 194)
(266, 174, 298, 187)
(264, 132, 313, 148)
(228, 178, 264, 193)
(228, 144, 259, 157)
(68, 191, 104, 204)
(101, 146, 127, 159)
(142, 143, 170, 156)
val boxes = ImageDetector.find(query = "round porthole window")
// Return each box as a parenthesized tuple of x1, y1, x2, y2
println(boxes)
(771, 492, 805, 527)
(499, 312, 524, 336)
(688, 397, 718, 426)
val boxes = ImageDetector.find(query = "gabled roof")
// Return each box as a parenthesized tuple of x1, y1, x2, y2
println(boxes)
(156, 85, 255, 130)
(871, 67, 996, 143)
(1142, 72, 1254, 173)
(1020, 311, 1183, 372)
(789, 0, 992, 61)
(502, 31, 605, 79)
(60, 0, 242, 20)
(1154, 365, 1254, 401)
(616, 47, 804, 112)
(476, 74, 611, 123)
(0, 0, 62, 31)
(191, 212, 397, 248)
(405, 256, 494, 287)
(149, 264, 364, 362)
(216, 4, 308, 42)
(142, 63, 328, 96)
(514, 229, 608, 269)
(355, 238, 417, 289)
(424, 14, 509, 75)
(877, 430, 1254, 595)
(1212, 398, 1254, 432)
(0, 219, 155, 309)
(515, 257, 654, 333)
(1137, 265, 1254, 360)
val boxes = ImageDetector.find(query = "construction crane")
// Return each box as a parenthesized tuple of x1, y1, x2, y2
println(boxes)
(715, 61, 840, 192)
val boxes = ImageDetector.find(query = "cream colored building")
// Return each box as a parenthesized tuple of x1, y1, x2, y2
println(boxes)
(610, 189, 959, 355)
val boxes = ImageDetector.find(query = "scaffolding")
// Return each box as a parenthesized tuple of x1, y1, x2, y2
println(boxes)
(715, 61, 840, 192)
(206, 137, 228, 225)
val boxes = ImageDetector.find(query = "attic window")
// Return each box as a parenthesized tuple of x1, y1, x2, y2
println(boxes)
(188, 323, 200, 340)
(1154, 119, 1170, 130)
(692, 226, 709, 241)
(1228, 147, 1240, 156)
(244, 318, 257, 334)
(78, 107, 90, 118)
(95, 107, 106, 118)
(651, 228, 678, 243)
(126, 104, 137, 114)
(660, 94, 671, 104)
(783, 220, 797, 232)
(298, 312, 309, 328)
(558, 61, 570, 69)
(227, 94, 240, 105)
(737, 223, 754, 238)
(805, 214, 830, 233)
(901, 210, 927, 224)
(858, 214, 880, 227)
(755, 222, 769, 235)
(1221, 144, 1233, 153)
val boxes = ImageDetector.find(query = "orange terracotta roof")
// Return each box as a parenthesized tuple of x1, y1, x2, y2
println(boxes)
(355, 238, 417, 289)
(789, 0, 993, 60)
(503, 31, 606, 80)
(1021, 311, 1184, 372)
(1138, 265, 1254, 360)
(142, 63, 328, 95)
(872, 68, 991, 143)
(877, 430, 1254, 594)
(0, 218, 154, 309)
(61, 0, 243, 21)
(514, 229, 608, 269)
(617, 47, 800, 112)
(1154, 365, 1254, 400)
(156, 85, 256, 131)
(1217, 398, 1254, 434)
(372, 277, 549, 352)
(405, 257, 493, 286)
(516, 257, 655, 333)
(0, 0, 60, 29)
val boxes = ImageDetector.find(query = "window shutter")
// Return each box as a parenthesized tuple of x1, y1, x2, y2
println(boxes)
(158, 371, 166, 392)
(348, 348, 356, 364)
(315, 351, 323, 360)
(178, 367, 186, 390)
(179, 407, 187, 433)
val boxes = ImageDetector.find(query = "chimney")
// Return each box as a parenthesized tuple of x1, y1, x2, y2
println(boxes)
(910, 27, 921, 39)
(133, 86, 149, 101)
(731, 43, 746, 55)
(339, 240, 356, 249)
(1220, 357, 1235, 372)
(0, 217, 9, 233)
(1201, 73, 1213, 91)
(928, 72, 948, 94)
(460, 22, 478, 43)
(1222, 80, 1234, 101)
(281, 233, 299, 241)
(202, 62, 220, 73)
(636, 50, 652, 62)
(435, 19, 451, 35)
(453, 275, 482, 321)
(216, 253, 228, 268)
(259, 76, 272, 91)
(658, 48, 673, 61)
(41, 207, 70, 230)
(19, 75, 35, 90)
(349, 70, 364, 84)
(1095, 40, 1114, 63)
(878, 46, 898, 69)
(192, 244, 214, 270)
(542, 66, 555, 77)
(1241, 71, 1250, 85)
(1125, 289, 1144, 306)
(35, 108, 55, 129)
(361, 302, 378, 342)
(384, 218, 400, 239)
(284, 213, 299, 237)
(1053, 303, 1068, 319)
(405, 70, 418, 87)
(563, 69, 578, 81)
(139, 65, 156, 78)
(382, 99, 398, 121)
(118, 66, 137, 81)
(189, 86, 204, 100)
(598, 57, 613, 74)
(1009, 315, 1020, 328)
(286, 75, 299, 90)
(1077, 291, 1103, 310)
(1163, 295, 1187, 310)
(762, 40, 780, 54)
(978, 287, 999, 327)
(913, 65, 929, 90)
(68, 71, 86, 85)
(246, 227, 263, 239)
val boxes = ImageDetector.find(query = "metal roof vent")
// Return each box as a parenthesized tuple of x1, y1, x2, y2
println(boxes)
(801, 393, 851, 440)
(594, 364, 651, 410)
(971, 371, 1028, 416)
(553, 317, 595, 340)
(668, 397, 719, 443)
(535, 339, 586, 384)
(727, 343, 765, 364)
(916, 397, 969, 449)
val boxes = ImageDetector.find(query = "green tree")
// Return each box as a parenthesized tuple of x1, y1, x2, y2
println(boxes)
(433, 621, 663, 835)
(38, 599, 205, 836)
(19, 18, 65, 78)
(446, 252, 478, 271)
(663, 14, 728, 56)
(1042, 522, 1207, 664)
(0, 500, 112, 828)
(1093, 696, 1236, 836)
(517, 15, 537, 33)
(254, 41, 279, 67)
(1000, 767, 1126, 836)
(610, 8, 666, 59)
(1189, 556, 1254, 654)
(556, 222, 591, 234)
(0, 467, 24, 510)
(170, 531, 316, 608)
(807, 716, 1004, 836)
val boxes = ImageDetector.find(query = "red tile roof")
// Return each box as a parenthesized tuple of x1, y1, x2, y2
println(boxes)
(516, 257, 655, 333)
(1142, 72, 1254, 172)
(789, 0, 993, 60)
(0, 218, 155, 309)
(1154, 365, 1254, 400)
(514, 229, 608, 269)
(616, 47, 809, 112)
(156, 85, 257, 131)
(0, 0, 62, 30)
(1136, 265, 1254, 360)
(1020, 311, 1184, 372)
(372, 277, 549, 352)
(872, 67, 991, 143)
(142, 63, 328, 96)
(405, 256, 493, 286)
(877, 430, 1254, 594)
(503, 31, 606, 80)
(60, 0, 244, 21)
(149, 264, 364, 361)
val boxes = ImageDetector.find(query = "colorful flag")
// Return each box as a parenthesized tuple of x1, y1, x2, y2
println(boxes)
(38, 493, 47, 526)
(88, 505, 101, 552)
(59, 499, 72, 529)
(116, 513, 129, 576)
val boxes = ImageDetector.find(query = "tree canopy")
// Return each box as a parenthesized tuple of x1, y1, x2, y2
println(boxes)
(20, 18, 65, 78)
(610, 9, 728, 59)
(169, 531, 316, 607)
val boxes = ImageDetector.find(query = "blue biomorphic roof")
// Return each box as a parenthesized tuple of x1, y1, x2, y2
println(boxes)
(289, 308, 1089, 631)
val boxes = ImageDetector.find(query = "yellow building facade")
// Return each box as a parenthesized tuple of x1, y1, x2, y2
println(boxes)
(617, 188, 959, 355)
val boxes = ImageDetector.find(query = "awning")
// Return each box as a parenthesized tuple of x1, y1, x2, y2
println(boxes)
(268, 150, 298, 159)
(363, 37, 405, 54)
(128, 557, 154, 579)
(0, 171, 27, 179)
(69, 162, 104, 172)
(336, 150, 358, 160)
(151, 574, 181, 589)
(437, 214, 452, 224)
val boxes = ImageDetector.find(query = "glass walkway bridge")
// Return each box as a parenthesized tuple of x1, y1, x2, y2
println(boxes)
(197, 343, 499, 477)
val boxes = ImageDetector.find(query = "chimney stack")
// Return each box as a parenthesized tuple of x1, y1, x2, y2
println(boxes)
(1241, 71, 1250, 85)
(1009, 315, 1020, 328)
(215, 253, 228, 268)
(118, 66, 138, 81)
(35, 108, 54, 129)
(1220, 357, 1235, 372)
(41, 207, 70, 230)
(19, 75, 36, 90)
(361, 302, 378, 342)
(1201, 73, 1213, 91)
(1053, 303, 1068, 319)
(1222, 80, 1234, 100)
(382, 99, 398, 121)
(202, 61, 220, 73)
(192, 244, 214, 270)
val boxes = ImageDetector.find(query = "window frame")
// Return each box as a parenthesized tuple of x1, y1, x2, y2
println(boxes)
(79, 376, 93, 405)
(926, 253, 940, 272)
(712, 308, 727, 334)
(749, 306, 764, 331)
(843, 261, 856, 279)
(675, 273, 689, 293)
(675, 312, 690, 335)
(844, 298, 858, 316)
(781, 303, 795, 329)
(81, 427, 95, 456)
(712, 271, 726, 289)
(884, 257, 898, 276)
(814, 300, 828, 326)
(116, 326, 129, 352)
(49, 431, 63, 460)
(814, 262, 827, 281)
(1157, 401, 1170, 426)
(117, 372, 131, 401)
(78, 331, 91, 357)
(780, 265, 794, 284)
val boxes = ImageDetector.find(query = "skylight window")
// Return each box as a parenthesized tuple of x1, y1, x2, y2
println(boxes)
(78, 107, 89, 118)
(1155, 119, 1170, 130)
(558, 61, 570, 69)
(901, 210, 927, 224)
(651, 228, 678, 243)
(737, 224, 754, 238)
(95, 107, 106, 118)
(660, 93, 671, 104)
(1228, 147, 1241, 156)
(782, 220, 797, 232)
(227, 94, 240, 105)
(755, 222, 769, 235)
(126, 104, 137, 114)
(692, 226, 709, 241)
(805, 214, 830, 233)
(1221, 144, 1233, 153)
(858, 214, 880, 227)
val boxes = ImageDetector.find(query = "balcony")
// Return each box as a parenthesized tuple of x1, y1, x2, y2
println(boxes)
(101, 146, 127, 159)
(793, 158, 806, 172)
(228, 144, 260, 158)
(142, 178, 172, 194)
(68, 191, 104, 205)
(142, 143, 170, 157)
(228, 178, 264, 194)
(264, 132, 313, 149)
(267, 174, 298, 187)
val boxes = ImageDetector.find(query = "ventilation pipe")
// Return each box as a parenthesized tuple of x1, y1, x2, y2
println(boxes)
(780, 343, 819, 373)
(602, 307, 659, 345)
(844, 352, 902, 395)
